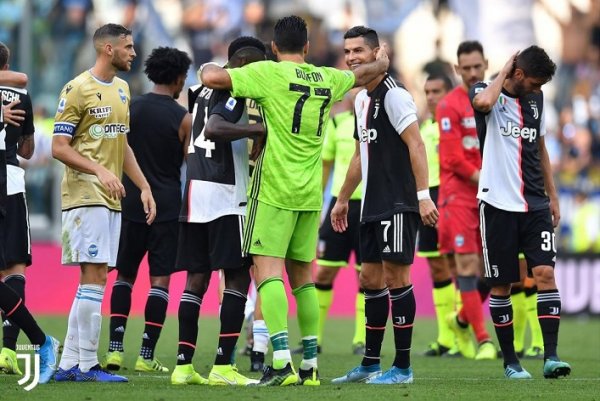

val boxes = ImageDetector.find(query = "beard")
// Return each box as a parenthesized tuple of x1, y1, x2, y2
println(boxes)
(112, 56, 131, 72)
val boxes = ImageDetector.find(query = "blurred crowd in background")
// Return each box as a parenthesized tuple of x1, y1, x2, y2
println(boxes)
(2, 0, 599, 253)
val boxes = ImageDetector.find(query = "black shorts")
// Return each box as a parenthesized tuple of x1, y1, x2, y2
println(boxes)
(2, 193, 32, 268)
(417, 186, 440, 257)
(175, 214, 251, 273)
(360, 212, 420, 265)
(479, 201, 556, 285)
(317, 197, 361, 266)
(116, 219, 179, 277)
(0, 214, 6, 269)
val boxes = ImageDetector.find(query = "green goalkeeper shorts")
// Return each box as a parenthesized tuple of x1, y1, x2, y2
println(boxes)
(243, 198, 320, 262)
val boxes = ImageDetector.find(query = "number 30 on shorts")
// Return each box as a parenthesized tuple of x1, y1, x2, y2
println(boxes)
(541, 231, 556, 252)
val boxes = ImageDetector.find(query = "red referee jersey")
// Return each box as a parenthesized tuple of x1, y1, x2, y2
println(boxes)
(436, 86, 481, 207)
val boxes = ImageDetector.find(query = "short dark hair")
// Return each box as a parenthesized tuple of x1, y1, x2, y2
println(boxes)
(426, 73, 453, 91)
(457, 40, 484, 59)
(516, 45, 556, 80)
(273, 15, 307, 54)
(144, 47, 192, 85)
(343, 26, 380, 49)
(228, 36, 266, 60)
(93, 23, 132, 43)
(0, 42, 8, 69)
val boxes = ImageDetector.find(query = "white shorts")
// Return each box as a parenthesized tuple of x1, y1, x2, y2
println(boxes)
(61, 207, 121, 267)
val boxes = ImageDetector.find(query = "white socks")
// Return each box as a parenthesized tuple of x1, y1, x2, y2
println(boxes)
(59, 284, 105, 372)
(78, 284, 105, 372)
(253, 319, 269, 354)
(59, 286, 81, 370)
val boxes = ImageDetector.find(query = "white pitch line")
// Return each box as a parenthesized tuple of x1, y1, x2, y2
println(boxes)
(136, 375, 600, 382)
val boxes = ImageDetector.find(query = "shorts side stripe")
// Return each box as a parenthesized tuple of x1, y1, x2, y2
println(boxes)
(400, 213, 404, 253)
(238, 215, 246, 257)
(479, 202, 491, 278)
(22, 194, 31, 255)
(393, 214, 398, 253)
(243, 198, 258, 254)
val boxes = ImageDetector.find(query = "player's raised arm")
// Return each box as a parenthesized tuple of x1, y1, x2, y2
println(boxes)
(472, 52, 518, 113)
(199, 63, 233, 90)
(352, 43, 390, 88)
(0, 70, 27, 88)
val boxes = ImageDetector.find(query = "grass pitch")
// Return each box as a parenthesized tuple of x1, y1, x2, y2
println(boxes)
(1, 316, 598, 400)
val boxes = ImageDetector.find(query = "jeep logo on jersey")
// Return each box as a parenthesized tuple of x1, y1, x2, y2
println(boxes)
(499, 121, 537, 143)
(359, 128, 378, 143)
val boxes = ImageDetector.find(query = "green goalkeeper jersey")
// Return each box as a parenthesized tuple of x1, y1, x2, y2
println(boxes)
(228, 60, 355, 211)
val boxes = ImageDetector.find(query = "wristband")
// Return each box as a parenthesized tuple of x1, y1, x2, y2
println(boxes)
(417, 189, 431, 201)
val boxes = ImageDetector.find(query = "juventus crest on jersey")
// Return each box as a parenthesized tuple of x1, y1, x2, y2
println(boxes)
(470, 82, 548, 212)
(180, 85, 262, 223)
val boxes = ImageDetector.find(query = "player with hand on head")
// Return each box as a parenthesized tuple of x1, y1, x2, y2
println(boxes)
(471, 46, 571, 379)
